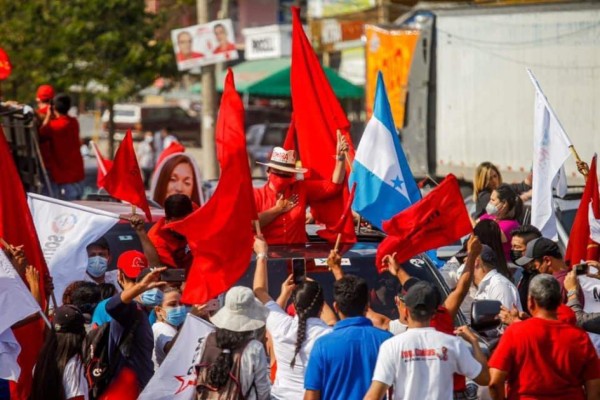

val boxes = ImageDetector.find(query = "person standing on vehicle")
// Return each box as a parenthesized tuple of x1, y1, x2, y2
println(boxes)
(254, 132, 348, 245)
(39, 93, 84, 200)
(303, 274, 392, 400)
(364, 281, 490, 400)
(489, 274, 600, 400)
(83, 237, 121, 293)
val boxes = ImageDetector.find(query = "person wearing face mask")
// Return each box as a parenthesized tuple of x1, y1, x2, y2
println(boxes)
(151, 287, 187, 369)
(83, 237, 121, 292)
(509, 225, 542, 313)
(254, 133, 348, 245)
(479, 183, 523, 261)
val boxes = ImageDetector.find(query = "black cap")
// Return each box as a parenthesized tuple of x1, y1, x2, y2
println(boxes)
(53, 305, 85, 334)
(480, 245, 498, 267)
(396, 277, 421, 301)
(515, 237, 561, 266)
(403, 281, 439, 318)
(86, 236, 110, 251)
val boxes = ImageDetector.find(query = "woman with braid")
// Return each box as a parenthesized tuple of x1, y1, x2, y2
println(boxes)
(253, 235, 336, 399)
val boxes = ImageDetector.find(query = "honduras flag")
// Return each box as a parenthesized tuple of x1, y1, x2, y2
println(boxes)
(349, 72, 421, 230)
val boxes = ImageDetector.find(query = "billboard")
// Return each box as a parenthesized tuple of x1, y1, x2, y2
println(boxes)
(171, 19, 239, 71)
(308, 0, 375, 18)
(365, 25, 419, 129)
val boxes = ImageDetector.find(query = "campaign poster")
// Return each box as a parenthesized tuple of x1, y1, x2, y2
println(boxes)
(171, 19, 239, 71)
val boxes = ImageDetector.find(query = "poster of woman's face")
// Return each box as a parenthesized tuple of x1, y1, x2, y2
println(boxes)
(151, 153, 205, 207)
(171, 19, 238, 71)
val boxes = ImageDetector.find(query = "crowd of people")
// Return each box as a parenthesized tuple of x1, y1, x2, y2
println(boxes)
(2, 84, 599, 400)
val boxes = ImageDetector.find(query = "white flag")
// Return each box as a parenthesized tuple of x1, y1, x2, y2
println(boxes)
(528, 69, 573, 239)
(0, 329, 21, 381)
(139, 314, 215, 400)
(27, 193, 120, 303)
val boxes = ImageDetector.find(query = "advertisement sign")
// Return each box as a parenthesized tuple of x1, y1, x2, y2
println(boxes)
(243, 25, 292, 61)
(309, 0, 375, 18)
(365, 25, 419, 128)
(171, 19, 238, 71)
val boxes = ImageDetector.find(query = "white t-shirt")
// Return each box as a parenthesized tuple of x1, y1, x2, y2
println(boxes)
(388, 319, 408, 336)
(83, 270, 122, 293)
(265, 301, 332, 400)
(63, 355, 89, 400)
(475, 269, 522, 311)
(152, 321, 178, 369)
(372, 327, 482, 400)
(239, 339, 271, 400)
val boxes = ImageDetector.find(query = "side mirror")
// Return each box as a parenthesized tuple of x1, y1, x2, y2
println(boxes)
(470, 300, 502, 333)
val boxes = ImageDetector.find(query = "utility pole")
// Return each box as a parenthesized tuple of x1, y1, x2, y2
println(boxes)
(197, 0, 218, 179)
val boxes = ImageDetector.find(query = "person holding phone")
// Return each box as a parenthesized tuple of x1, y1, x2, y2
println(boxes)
(252, 236, 336, 399)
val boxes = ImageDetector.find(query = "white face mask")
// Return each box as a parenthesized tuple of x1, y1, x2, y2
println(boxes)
(144, 136, 153, 143)
(486, 202, 499, 216)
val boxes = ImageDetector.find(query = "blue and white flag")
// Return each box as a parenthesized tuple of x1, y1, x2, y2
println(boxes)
(349, 72, 421, 230)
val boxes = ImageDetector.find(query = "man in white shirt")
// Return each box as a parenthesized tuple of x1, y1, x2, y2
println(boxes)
(474, 245, 522, 311)
(364, 281, 490, 400)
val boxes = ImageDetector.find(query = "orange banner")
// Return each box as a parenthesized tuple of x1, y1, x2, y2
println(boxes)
(365, 25, 419, 128)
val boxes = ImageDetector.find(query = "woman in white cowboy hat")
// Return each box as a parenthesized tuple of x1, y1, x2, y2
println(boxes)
(254, 132, 348, 245)
(196, 286, 271, 400)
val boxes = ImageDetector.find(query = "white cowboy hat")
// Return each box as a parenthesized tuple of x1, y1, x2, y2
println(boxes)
(210, 287, 268, 332)
(256, 147, 308, 174)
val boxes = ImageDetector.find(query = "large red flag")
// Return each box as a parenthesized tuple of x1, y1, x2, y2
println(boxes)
(103, 130, 152, 221)
(170, 69, 257, 304)
(565, 156, 599, 265)
(376, 174, 472, 268)
(282, 117, 296, 151)
(0, 127, 48, 400)
(91, 141, 113, 189)
(290, 6, 355, 239)
(317, 182, 357, 244)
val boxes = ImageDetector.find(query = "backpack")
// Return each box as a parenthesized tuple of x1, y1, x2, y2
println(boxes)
(195, 332, 257, 400)
(82, 318, 140, 399)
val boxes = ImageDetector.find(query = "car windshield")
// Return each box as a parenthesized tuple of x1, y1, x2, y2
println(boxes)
(263, 126, 287, 146)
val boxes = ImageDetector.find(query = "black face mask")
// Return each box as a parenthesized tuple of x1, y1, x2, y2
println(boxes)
(510, 250, 522, 264)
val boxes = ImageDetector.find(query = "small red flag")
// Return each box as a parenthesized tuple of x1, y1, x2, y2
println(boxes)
(0, 127, 48, 400)
(565, 156, 599, 265)
(0, 48, 12, 80)
(103, 130, 152, 221)
(282, 117, 296, 152)
(317, 182, 357, 244)
(91, 141, 113, 189)
(376, 174, 472, 268)
(169, 69, 257, 304)
(98, 367, 139, 400)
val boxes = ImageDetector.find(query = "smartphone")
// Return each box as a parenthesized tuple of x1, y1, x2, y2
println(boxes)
(574, 263, 589, 276)
(160, 268, 186, 282)
(292, 258, 306, 285)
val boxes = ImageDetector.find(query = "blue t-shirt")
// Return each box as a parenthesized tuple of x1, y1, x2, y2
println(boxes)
(304, 316, 392, 400)
(91, 298, 112, 326)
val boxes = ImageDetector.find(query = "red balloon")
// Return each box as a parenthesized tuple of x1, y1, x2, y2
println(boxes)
(0, 48, 12, 80)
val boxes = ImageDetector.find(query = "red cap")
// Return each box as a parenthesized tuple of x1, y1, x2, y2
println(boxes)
(36, 84, 55, 102)
(117, 250, 148, 279)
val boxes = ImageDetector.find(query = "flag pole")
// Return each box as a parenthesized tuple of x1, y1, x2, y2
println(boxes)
(131, 205, 136, 215)
(334, 233, 342, 253)
(569, 145, 588, 178)
(254, 220, 262, 236)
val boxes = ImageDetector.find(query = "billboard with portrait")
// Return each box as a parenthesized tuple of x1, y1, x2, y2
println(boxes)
(171, 19, 239, 71)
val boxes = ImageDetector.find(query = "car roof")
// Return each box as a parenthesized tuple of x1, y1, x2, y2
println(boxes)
(72, 199, 165, 222)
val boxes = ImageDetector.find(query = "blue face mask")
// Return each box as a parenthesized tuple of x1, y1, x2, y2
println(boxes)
(87, 256, 108, 278)
(165, 305, 188, 327)
(140, 288, 164, 306)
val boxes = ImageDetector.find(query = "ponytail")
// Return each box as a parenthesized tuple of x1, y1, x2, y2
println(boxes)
(290, 281, 324, 369)
(206, 329, 252, 389)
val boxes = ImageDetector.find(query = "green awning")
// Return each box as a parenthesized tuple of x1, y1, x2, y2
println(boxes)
(191, 58, 363, 99)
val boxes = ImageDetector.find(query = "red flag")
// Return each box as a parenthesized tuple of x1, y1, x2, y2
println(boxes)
(317, 182, 357, 244)
(169, 69, 257, 304)
(282, 118, 296, 151)
(103, 130, 152, 221)
(91, 141, 113, 189)
(98, 367, 139, 400)
(565, 156, 599, 265)
(376, 174, 472, 269)
(0, 47, 12, 80)
(290, 6, 355, 235)
(0, 127, 48, 400)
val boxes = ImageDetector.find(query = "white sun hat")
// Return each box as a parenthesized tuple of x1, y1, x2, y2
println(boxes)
(209, 286, 269, 332)
(256, 147, 308, 174)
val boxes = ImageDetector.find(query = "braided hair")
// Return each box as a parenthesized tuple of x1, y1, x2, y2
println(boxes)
(290, 281, 324, 369)
(206, 328, 253, 389)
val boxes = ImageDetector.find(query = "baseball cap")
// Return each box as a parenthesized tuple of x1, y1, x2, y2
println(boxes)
(403, 281, 439, 318)
(515, 237, 562, 266)
(480, 245, 498, 267)
(53, 305, 85, 334)
(36, 84, 55, 102)
(396, 277, 421, 301)
(117, 250, 148, 279)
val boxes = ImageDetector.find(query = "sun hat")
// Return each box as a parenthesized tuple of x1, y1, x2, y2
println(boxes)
(256, 147, 308, 174)
(117, 250, 148, 279)
(210, 286, 268, 332)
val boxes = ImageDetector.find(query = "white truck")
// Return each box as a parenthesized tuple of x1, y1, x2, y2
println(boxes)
(367, 2, 600, 184)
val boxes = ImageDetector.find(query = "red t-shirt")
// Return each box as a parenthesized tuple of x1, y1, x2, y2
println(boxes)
(431, 306, 466, 392)
(489, 317, 600, 400)
(148, 217, 192, 270)
(253, 180, 342, 245)
(38, 115, 84, 184)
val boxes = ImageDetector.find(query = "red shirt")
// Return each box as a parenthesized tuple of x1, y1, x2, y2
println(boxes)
(253, 180, 342, 245)
(148, 217, 192, 270)
(38, 115, 84, 184)
(431, 307, 466, 392)
(36, 106, 55, 173)
(489, 317, 600, 400)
